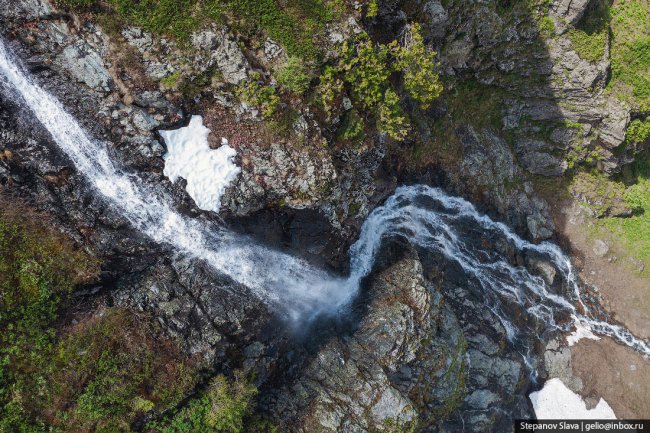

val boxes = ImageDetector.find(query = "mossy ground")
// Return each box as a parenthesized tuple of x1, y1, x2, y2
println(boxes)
(0, 199, 268, 432)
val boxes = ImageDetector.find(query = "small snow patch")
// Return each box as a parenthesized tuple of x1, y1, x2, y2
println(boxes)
(530, 378, 616, 420)
(161, 115, 240, 212)
(567, 315, 601, 346)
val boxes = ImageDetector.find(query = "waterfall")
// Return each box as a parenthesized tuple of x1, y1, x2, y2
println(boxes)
(0, 40, 356, 322)
(1, 40, 648, 356)
(354, 185, 650, 356)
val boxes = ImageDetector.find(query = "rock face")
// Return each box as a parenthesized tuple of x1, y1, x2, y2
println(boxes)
(268, 243, 531, 432)
(272, 255, 451, 432)
(2, 0, 638, 431)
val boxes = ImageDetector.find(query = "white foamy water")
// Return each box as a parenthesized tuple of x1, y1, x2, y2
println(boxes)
(0, 41, 355, 321)
(352, 185, 650, 357)
(161, 115, 239, 212)
(1, 40, 649, 357)
(530, 378, 616, 419)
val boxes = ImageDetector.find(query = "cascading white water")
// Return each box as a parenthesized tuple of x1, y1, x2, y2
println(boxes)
(353, 185, 650, 356)
(1, 40, 649, 356)
(0, 41, 357, 321)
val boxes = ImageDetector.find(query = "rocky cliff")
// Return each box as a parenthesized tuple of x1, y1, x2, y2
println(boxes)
(1, 0, 648, 431)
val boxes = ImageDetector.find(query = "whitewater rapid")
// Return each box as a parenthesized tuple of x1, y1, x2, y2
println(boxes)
(1, 40, 649, 356)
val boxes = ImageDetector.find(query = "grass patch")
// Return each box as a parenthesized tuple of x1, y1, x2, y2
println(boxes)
(402, 77, 503, 168)
(597, 151, 650, 268)
(217, 0, 335, 60)
(145, 372, 274, 433)
(608, 0, 650, 110)
(568, 28, 608, 62)
(0, 199, 204, 432)
(275, 57, 311, 95)
(59, 0, 335, 59)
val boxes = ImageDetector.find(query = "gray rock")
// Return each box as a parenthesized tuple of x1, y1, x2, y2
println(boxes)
(132, 108, 160, 131)
(520, 151, 568, 176)
(554, 0, 592, 26)
(191, 29, 250, 84)
(122, 27, 153, 52)
(465, 389, 500, 410)
(264, 39, 282, 60)
(0, 0, 51, 19)
(592, 239, 609, 257)
(423, 0, 449, 38)
(56, 40, 112, 92)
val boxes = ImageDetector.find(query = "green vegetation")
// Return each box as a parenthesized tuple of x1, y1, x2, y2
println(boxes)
(366, 0, 379, 18)
(392, 24, 444, 110)
(216, 0, 334, 60)
(50, 309, 199, 432)
(404, 78, 503, 167)
(0, 201, 266, 432)
(627, 117, 650, 145)
(608, 0, 650, 109)
(237, 73, 281, 118)
(319, 24, 442, 141)
(568, 28, 608, 62)
(146, 373, 270, 433)
(537, 15, 556, 38)
(601, 164, 650, 268)
(161, 71, 182, 90)
(378, 89, 409, 141)
(59, 0, 334, 58)
(275, 57, 311, 95)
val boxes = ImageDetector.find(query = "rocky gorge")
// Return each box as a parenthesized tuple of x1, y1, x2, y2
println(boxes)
(0, 0, 649, 432)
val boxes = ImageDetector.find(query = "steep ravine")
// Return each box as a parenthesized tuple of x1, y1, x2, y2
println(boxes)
(1, 0, 649, 432)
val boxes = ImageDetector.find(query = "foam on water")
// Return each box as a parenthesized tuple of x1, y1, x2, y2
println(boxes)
(160, 115, 240, 212)
(1, 40, 649, 357)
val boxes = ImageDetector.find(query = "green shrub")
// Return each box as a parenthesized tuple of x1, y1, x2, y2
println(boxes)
(568, 28, 607, 62)
(318, 24, 442, 142)
(366, 0, 379, 18)
(146, 372, 258, 433)
(392, 23, 443, 110)
(377, 89, 409, 141)
(537, 15, 556, 37)
(318, 65, 345, 117)
(276, 57, 311, 95)
(627, 117, 650, 144)
(340, 38, 392, 110)
(237, 73, 281, 118)
(339, 109, 366, 142)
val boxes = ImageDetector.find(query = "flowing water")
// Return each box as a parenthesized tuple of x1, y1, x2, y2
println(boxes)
(1, 40, 648, 357)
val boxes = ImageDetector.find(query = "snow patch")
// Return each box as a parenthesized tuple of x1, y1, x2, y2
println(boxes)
(530, 378, 616, 420)
(567, 315, 601, 346)
(161, 115, 240, 212)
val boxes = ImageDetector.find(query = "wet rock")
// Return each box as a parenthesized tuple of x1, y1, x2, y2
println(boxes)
(271, 253, 450, 432)
(529, 257, 557, 285)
